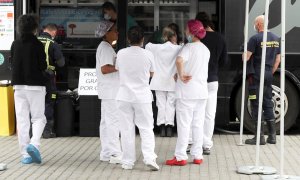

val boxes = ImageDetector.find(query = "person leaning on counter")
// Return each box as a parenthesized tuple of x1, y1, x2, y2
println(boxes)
(38, 23, 65, 139)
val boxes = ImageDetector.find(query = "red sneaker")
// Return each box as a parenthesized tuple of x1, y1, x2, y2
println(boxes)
(193, 159, 203, 165)
(165, 157, 187, 166)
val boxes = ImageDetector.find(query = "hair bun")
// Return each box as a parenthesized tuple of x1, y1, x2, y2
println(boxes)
(197, 26, 206, 39)
(187, 20, 206, 40)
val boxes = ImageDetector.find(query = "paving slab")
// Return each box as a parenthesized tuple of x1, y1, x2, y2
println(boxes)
(0, 134, 300, 180)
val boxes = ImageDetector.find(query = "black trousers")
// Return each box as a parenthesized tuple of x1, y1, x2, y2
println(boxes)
(44, 74, 57, 133)
(248, 70, 275, 122)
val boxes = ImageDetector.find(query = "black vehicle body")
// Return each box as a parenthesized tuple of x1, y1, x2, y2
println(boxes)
(1, 0, 300, 133)
(216, 0, 300, 132)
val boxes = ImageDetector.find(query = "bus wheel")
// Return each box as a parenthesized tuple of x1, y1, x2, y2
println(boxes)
(234, 74, 299, 133)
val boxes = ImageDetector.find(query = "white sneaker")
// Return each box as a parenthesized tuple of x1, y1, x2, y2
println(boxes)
(145, 160, 159, 171)
(109, 155, 122, 164)
(122, 164, 133, 170)
(100, 157, 110, 162)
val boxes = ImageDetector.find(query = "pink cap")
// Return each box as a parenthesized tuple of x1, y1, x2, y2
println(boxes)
(187, 20, 206, 39)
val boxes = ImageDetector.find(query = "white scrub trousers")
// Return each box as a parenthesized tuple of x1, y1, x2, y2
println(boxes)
(99, 99, 122, 160)
(175, 99, 207, 160)
(203, 82, 218, 149)
(117, 101, 157, 166)
(14, 89, 46, 158)
(155, 91, 175, 126)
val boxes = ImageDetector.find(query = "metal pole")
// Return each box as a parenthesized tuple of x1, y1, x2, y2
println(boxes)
(22, 0, 26, 14)
(280, 0, 285, 177)
(239, 0, 250, 146)
(255, 0, 270, 167)
(260, 0, 299, 178)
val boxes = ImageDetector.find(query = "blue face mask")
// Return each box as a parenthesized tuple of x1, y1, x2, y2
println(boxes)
(187, 35, 193, 43)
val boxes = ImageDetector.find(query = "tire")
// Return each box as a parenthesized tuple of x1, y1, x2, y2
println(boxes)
(234, 74, 300, 133)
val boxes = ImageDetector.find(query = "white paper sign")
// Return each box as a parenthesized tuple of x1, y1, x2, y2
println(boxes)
(78, 68, 98, 95)
(0, 6, 14, 50)
(67, 22, 99, 38)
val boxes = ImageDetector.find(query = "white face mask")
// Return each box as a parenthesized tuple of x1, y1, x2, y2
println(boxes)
(104, 13, 111, 20)
(253, 25, 257, 32)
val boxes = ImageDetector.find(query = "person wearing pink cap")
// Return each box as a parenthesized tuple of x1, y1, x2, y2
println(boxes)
(95, 20, 122, 164)
(166, 20, 210, 166)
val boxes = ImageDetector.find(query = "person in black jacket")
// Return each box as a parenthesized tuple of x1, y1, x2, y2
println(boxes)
(192, 12, 228, 155)
(11, 14, 47, 165)
(38, 23, 65, 139)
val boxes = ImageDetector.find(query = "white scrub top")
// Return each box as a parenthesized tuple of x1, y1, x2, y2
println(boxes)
(115, 46, 155, 103)
(176, 42, 210, 99)
(145, 42, 182, 91)
(96, 41, 119, 100)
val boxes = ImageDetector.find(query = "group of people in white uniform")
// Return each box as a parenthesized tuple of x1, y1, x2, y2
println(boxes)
(95, 12, 224, 170)
(11, 12, 225, 171)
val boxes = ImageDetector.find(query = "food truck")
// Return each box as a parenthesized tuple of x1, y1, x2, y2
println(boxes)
(1, 0, 300, 134)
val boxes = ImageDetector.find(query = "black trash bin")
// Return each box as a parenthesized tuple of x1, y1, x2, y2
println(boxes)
(55, 91, 76, 137)
(79, 96, 101, 137)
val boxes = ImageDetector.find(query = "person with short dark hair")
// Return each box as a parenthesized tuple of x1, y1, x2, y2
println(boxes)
(115, 26, 159, 171)
(191, 11, 227, 155)
(145, 27, 182, 137)
(38, 23, 65, 139)
(11, 14, 47, 164)
(195, 12, 215, 30)
(102, 1, 137, 30)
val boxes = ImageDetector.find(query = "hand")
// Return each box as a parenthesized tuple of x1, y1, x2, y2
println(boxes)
(180, 74, 192, 84)
(45, 69, 55, 75)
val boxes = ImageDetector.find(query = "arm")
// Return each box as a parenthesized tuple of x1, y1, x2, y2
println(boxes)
(101, 64, 118, 74)
(219, 38, 228, 66)
(149, 51, 155, 77)
(176, 56, 192, 83)
(243, 36, 256, 61)
(242, 51, 253, 61)
(272, 54, 281, 74)
(176, 56, 185, 78)
(52, 43, 65, 67)
(37, 42, 47, 71)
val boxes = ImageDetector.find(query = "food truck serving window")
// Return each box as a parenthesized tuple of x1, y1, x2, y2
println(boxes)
(39, 6, 103, 49)
(0, 0, 14, 51)
(40, 7, 101, 39)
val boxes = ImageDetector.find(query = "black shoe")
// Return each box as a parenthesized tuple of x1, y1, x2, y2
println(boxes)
(42, 132, 56, 139)
(245, 121, 266, 145)
(166, 125, 173, 137)
(245, 136, 266, 145)
(267, 135, 276, 144)
(160, 125, 166, 137)
(266, 120, 276, 144)
(203, 148, 211, 155)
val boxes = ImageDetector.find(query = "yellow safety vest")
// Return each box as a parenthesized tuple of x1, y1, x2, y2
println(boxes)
(38, 37, 56, 71)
